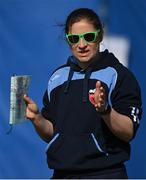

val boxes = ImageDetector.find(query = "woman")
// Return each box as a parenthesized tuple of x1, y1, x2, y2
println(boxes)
(24, 8, 142, 179)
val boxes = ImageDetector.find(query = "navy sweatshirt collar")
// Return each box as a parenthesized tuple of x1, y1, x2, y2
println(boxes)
(64, 50, 120, 102)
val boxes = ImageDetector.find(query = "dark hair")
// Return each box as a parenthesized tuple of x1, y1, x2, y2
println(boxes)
(65, 8, 103, 42)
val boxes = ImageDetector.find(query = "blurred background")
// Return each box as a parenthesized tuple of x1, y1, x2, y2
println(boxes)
(0, 0, 145, 178)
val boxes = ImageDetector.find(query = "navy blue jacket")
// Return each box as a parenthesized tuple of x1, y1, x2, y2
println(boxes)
(41, 50, 142, 171)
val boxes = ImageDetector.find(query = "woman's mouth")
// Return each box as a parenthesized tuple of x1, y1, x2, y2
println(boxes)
(78, 50, 90, 56)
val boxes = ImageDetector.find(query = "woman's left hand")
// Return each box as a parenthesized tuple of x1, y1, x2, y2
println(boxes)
(89, 81, 107, 112)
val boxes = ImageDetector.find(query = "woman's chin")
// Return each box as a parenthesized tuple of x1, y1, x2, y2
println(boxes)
(78, 56, 91, 63)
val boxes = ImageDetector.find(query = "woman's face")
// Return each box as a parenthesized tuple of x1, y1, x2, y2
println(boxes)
(68, 19, 100, 68)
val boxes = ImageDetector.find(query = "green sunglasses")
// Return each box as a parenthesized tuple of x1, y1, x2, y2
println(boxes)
(66, 29, 100, 44)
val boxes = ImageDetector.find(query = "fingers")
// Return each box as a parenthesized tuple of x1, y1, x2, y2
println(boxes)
(96, 81, 105, 95)
(95, 80, 101, 89)
(23, 94, 39, 119)
(95, 81, 105, 100)
(92, 81, 107, 112)
(95, 81, 105, 99)
(23, 94, 34, 104)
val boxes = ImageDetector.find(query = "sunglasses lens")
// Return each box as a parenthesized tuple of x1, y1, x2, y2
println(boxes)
(67, 31, 98, 44)
(68, 35, 79, 44)
(84, 32, 96, 42)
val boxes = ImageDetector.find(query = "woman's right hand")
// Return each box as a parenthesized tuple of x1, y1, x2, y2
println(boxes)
(23, 95, 39, 121)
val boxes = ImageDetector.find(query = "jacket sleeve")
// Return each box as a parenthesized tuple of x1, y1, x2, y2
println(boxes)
(111, 66, 142, 139)
(41, 90, 54, 124)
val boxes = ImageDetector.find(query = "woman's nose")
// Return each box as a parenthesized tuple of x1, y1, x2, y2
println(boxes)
(78, 38, 87, 48)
